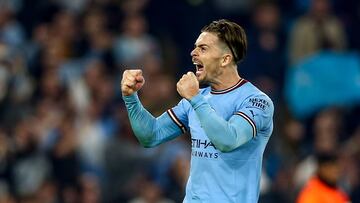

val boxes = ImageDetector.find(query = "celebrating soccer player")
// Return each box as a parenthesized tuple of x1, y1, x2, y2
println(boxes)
(121, 19, 274, 203)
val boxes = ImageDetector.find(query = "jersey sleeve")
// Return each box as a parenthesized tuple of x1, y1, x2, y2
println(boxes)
(167, 98, 189, 134)
(235, 94, 274, 137)
(123, 93, 187, 147)
(189, 93, 271, 152)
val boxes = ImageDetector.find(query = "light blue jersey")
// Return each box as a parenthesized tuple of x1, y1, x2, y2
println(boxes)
(123, 79, 274, 203)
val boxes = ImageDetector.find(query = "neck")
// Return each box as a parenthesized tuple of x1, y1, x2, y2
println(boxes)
(210, 65, 241, 90)
(317, 174, 337, 188)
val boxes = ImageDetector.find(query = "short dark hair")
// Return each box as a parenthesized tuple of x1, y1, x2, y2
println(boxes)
(201, 19, 247, 63)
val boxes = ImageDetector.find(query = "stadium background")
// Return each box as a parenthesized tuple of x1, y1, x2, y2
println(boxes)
(0, 0, 359, 202)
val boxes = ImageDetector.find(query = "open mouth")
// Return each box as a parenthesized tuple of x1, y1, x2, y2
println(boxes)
(193, 61, 204, 76)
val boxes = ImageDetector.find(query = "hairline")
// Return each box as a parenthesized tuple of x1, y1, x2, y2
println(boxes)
(200, 31, 236, 61)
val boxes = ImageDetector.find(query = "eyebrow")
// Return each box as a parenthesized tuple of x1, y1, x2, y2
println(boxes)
(194, 44, 209, 48)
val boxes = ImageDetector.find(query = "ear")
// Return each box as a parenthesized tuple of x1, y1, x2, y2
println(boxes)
(221, 54, 232, 67)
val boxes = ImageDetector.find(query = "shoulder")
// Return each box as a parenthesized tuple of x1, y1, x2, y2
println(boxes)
(240, 82, 274, 110)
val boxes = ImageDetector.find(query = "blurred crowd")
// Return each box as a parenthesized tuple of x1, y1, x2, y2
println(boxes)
(0, 0, 359, 202)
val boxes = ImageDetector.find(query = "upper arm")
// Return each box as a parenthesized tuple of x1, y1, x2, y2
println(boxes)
(141, 100, 189, 147)
(167, 99, 189, 133)
(235, 94, 274, 138)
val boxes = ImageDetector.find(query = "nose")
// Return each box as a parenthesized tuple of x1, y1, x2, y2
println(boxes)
(191, 48, 198, 57)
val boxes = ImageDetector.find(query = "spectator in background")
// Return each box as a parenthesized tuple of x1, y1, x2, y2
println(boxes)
(35, 179, 59, 203)
(294, 108, 343, 189)
(79, 174, 101, 203)
(128, 174, 175, 203)
(149, 135, 190, 202)
(119, 0, 149, 17)
(0, 129, 14, 203)
(11, 118, 51, 199)
(259, 164, 295, 203)
(331, 0, 360, 51)
(341, 125, 360, 203)
(48, 112, 81, 203)
(113, 14, 160, 68)
(260, 118, 306, 203)
(103, 105, 157, 203)
(242, 1, 286, 99)
(51, 10, 82, 58)
(82, 7, 108, 44)
(265, 118, 306, 181)
(75, 67, 114, 179)
(296, 152, 350, 203)
(0, 4, 25, 49)
(288, 0, 347, 65)
(76, 7, 116, 75)
(0, 42, 34, 128)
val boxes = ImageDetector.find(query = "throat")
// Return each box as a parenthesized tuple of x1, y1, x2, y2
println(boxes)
(317, 174, 337, 188)
(210, 76, 242, 91)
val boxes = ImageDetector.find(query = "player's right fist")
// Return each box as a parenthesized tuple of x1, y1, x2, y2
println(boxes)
(121, 69, 145, 96)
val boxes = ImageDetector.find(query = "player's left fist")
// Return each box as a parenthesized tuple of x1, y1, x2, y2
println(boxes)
(177, 71, 199, 100)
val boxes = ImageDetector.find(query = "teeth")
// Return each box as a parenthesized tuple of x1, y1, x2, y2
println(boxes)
(193, 60, 203, 71)
(193, 62, 203, 67)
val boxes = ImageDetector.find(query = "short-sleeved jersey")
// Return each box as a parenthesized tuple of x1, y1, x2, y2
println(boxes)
(167, 79, 274, 203)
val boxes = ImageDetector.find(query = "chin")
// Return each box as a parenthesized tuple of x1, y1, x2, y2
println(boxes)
(196, 74, 203, 81)
(197, 77, 208, 86)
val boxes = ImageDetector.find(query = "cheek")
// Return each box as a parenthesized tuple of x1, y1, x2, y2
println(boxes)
(202, 55, 220, 74)
(205, 62, 217, 74)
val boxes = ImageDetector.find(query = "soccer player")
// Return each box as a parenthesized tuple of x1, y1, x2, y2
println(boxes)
(121, 19, 274, 203)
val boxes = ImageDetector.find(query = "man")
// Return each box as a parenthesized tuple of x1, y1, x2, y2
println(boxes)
(121, 19, 274, 203)
(288, 0, 346, 65)
(297, 152, 350, 203)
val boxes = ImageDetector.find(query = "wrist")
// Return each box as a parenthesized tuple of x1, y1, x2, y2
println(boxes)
(189, 93, 206, 109)
(122, 92, 139, 103)
(184, 93, 197, 100)
(122, 90, 136, 97)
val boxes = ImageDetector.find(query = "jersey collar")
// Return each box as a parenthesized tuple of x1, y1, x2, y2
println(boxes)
(210, 78, 248, 94)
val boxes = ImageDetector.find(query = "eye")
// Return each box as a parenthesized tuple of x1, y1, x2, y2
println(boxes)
(200, 47, 206, 52)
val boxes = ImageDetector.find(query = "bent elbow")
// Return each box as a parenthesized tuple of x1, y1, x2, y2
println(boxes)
(133, 130, 158, 148)
(138, 139, 160, 148)
(139, 141, 156, 148)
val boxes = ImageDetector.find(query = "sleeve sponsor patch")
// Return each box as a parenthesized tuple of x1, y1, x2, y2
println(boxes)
(247, 97, 270, 111)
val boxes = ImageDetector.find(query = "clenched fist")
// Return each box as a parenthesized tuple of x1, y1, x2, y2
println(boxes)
(177, 72, 199, 100)
(121, 69, 145, 96)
